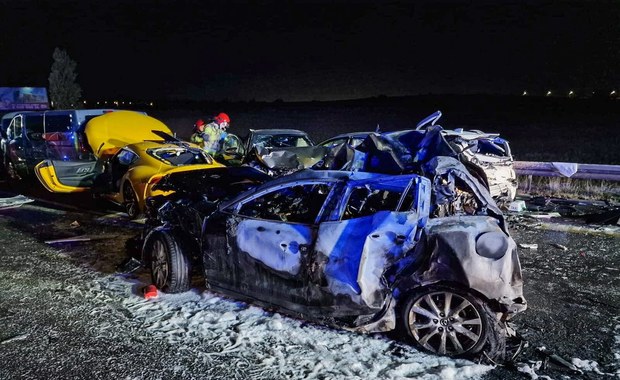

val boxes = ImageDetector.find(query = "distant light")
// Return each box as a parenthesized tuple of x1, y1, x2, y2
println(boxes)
(129, 101, 132, 105)
(611, 90, 616, 96)
(568, 90, 574, 95)
(522, 91, 528, 96)
(149, 102, 154, 107)
(83, 100, 87, 105)
(546, 91, 552, 96)
(96, 101, 100, 105)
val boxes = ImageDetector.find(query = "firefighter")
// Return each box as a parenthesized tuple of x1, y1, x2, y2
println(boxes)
(190, 119, 207, 145)
(190, 113, 231, 156)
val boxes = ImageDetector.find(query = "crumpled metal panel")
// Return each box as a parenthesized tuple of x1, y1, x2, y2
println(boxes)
(413, 216, 525, 313)
(236, 218, 313, 275)
(315, 210, 422, 309)
(325, 124, 517, 201)
(251, 146, 330, 173)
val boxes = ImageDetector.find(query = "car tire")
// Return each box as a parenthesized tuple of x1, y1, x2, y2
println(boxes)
(122, 181, 140, 219)
(145, 229, 191, 293)
(400, 285, 503, 359)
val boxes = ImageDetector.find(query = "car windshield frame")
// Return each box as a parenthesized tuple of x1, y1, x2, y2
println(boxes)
(250, 132, 314, 149)
(146, 146, 213, 166)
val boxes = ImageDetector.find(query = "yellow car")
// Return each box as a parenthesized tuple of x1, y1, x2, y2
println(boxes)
(35, 111, 224, 218)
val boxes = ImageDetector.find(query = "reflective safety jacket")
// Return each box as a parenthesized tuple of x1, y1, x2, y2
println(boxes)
(193, 123, 226, 155)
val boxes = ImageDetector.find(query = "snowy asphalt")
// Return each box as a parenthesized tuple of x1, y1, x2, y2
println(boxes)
(0, 186, 618, 380)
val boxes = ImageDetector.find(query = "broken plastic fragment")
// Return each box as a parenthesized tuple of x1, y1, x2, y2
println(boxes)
(550, 243, 568, 251)
(0, 195, 34, 210)
(44, 236, 92, 244)
(518, 243, 538, 250)
(536, 347, 582, 373)
(143, 285, 158, 299)
(509, 200, 527, 212)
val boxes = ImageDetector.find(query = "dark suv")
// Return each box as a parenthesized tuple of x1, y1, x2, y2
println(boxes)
(1, 109, 115, 180)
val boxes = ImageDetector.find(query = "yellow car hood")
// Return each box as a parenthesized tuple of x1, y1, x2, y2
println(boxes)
(85, 111, 173, 158)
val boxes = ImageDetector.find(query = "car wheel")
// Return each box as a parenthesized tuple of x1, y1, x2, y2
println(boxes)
(122, 182, 139, 219)
(146, 230, 191, 293)
(401, 286, 496, 358)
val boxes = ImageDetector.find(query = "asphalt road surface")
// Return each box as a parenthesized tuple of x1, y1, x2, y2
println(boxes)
(0, 180, 618, 379)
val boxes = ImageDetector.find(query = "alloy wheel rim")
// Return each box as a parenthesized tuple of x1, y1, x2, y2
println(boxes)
(407, 291, 483, 356)
(124, 185, 137, 217)
(151, 240, 168, 288)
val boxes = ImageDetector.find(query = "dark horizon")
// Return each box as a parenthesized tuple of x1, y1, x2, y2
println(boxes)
(2, 0, 619, 102)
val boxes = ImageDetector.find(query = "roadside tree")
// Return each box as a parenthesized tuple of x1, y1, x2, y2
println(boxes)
(48, 48, 82, 109)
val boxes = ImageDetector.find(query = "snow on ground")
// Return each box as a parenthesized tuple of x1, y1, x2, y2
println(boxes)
(81, 272, 494, 380)
(613, 321, 620, 378)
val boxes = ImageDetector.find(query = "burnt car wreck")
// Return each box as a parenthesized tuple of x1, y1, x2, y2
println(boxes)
(242, 128, 329, 176)
(140, 157, 526, 360)
(321, 114, 517, 204)
(236, 114, 517, 206)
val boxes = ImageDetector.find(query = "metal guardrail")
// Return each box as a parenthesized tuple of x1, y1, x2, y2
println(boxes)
(514, 161, 620, 181)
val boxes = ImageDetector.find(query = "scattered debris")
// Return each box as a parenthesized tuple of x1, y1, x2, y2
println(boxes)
(527, 212, 562, 219)
(509, 200, 527, 212)
(44, 234, 116, 244)
(550, 243, 568, 251)
(70, 220, 81, 228)
(117, 257, 143, 273)
(44, 236, 92, 244)
(518, 243, 538, 249)
(1, 333, 30, 345)
(0, 195, 34, 210)
(536, 347, 582, 374)
(143, 285, 158, 299)
(528, 221, 620, 237)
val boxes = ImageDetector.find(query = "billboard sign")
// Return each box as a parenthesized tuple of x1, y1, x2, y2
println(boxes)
(0, 87, 49, 111)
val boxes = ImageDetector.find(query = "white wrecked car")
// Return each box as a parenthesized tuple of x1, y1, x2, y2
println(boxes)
(141, 159, 526, 360)
(319, 110, 518, 203)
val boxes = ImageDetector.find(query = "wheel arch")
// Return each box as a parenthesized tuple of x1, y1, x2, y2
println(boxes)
(396, 280, 494, 311)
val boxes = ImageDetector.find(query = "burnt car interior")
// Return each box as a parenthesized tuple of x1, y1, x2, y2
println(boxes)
(343, 184, 413, 220)
(253, 134, 312, 149)
(237, 183, 331, 224)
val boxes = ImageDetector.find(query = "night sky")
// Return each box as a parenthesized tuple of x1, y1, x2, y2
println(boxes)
(1, 0, 619, 102)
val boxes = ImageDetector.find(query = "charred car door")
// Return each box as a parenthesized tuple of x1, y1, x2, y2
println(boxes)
(203, 181, 333, 312)
(309, 175, 430, 322)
